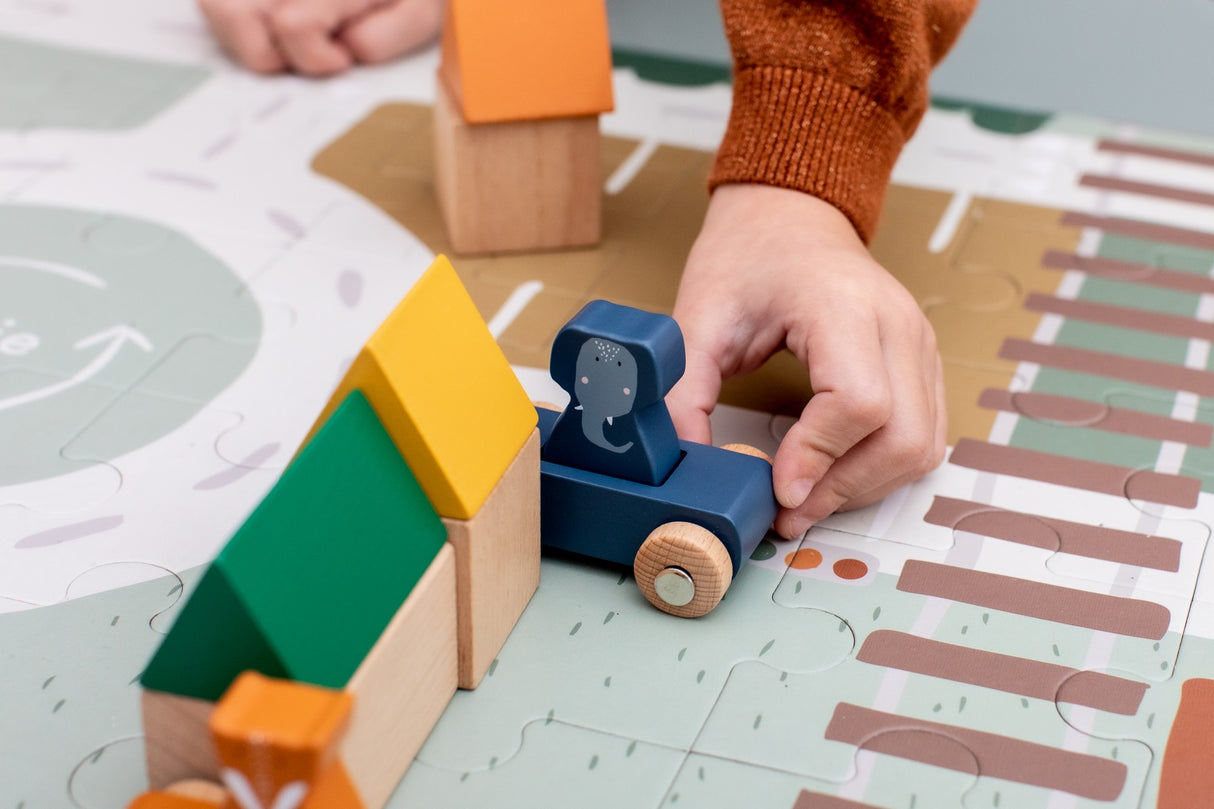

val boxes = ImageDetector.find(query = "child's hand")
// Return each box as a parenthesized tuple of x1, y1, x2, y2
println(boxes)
(198, 0, 442, 76)
(667, 184, 947, 539)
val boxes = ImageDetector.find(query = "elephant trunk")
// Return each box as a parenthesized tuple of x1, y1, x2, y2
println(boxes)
(582, 412, 633, 454)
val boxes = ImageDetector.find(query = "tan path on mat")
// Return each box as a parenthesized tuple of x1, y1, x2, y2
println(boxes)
(312, 103, 1082, 445)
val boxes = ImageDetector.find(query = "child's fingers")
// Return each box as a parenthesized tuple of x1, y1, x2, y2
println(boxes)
(773, 303, 944, 539)
(267, 0, 365, 75)
(664, 342, 721, 447)
(198, 0, 287, 74)
(771, 309, 889, 514)
(339, 0, 444, 64)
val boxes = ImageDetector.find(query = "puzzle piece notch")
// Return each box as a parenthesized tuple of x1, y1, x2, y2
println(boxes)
(542, 299, 684, 486)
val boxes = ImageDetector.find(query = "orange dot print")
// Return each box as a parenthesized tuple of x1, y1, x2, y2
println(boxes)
(833, 558, 868, 580)
(786, 548, 823, 570)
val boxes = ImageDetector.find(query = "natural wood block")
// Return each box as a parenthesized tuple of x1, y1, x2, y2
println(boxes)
(439, 0, 613, 124)
(142, 690, 219, 789)
(434, 79, 602, 255)
(442, 427, 541, 689)
(340, 544, 459, 809)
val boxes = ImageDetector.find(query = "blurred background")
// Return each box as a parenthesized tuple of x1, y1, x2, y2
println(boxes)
(605, 0, 1214, 136)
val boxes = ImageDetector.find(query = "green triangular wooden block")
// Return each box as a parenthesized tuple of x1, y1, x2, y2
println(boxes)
(142, 389, 448, 701)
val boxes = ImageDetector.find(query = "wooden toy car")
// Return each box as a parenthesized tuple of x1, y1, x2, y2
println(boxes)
(537, 300, 779, 618)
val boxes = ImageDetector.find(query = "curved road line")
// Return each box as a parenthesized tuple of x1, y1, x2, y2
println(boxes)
(0, 256, 107, 289)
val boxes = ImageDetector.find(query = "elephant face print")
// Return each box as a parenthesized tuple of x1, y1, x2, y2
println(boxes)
(574, 337, 637, 453)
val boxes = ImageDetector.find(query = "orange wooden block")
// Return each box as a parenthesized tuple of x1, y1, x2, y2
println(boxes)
(210, 671, 354, 807)
(1158, 678, 1214, 809)
(300, 761, 366, 809)
(434, 79, 602, 254)
(439, 0, 613, 124)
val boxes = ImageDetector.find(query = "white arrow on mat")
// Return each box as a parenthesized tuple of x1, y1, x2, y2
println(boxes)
(0, 325, 152, 412)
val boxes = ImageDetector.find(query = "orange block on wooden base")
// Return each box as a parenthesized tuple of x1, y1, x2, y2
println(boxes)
(439, 0, 613, 124)
(434, 78, 602, 255)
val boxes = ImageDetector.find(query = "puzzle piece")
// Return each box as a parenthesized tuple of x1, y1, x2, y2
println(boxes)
(0, 564, 201, 808)
(212, 237, 433, 471)
(395, 719, 684, 809)
(779, 520, 1189, 687)
(0, 33, 209, 133)
(700, 656, 1151, 807)
(0, 203, 262, 502)
(0, 361, 277, 608)
(413, 555, 853, 774)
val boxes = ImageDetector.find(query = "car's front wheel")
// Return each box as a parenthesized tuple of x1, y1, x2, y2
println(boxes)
(634, 522, 733, 618)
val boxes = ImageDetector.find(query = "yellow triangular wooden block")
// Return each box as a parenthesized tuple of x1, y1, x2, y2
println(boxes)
(304, 255, 536, 519)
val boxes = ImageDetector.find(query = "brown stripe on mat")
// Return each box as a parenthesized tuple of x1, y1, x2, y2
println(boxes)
(949, 437, 1201, 509)
(1024, 292, 1214, 342)
(1080, 174, 1214, 208)
(897, 560, 1171, 639)
(924, 494, 1183, 571)
(1001, 337, 1214, 398)
(857, 630, 1148, 714)
(1062, 212, 1214, 252)
(791, 792, 882, 809)
(1041, 250, 1214, 296)
(1097, 139, 1214, 169)
(824, 702, 1126, 801)
(977, 388, 1212, 448)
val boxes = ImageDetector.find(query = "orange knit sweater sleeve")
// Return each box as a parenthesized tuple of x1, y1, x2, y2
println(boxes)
(710, 0, 978, 242)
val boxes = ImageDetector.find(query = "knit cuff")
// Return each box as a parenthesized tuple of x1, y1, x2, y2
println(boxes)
(709, 66, 907, 243)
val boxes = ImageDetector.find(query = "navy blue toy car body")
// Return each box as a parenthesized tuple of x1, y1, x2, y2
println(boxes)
(537, 300, 779, 617)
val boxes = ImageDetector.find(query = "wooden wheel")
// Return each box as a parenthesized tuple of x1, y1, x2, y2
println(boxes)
(721, 443, 772, 464)
(634, 522, 733, 618)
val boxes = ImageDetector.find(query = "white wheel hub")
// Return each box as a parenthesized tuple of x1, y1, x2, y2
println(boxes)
(653, 567, 695, 607)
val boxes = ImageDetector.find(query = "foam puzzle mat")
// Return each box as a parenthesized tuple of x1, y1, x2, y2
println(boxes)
(4, 2, 1214, 808)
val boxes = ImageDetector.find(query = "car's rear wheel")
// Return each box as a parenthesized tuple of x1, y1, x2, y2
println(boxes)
(634, 521, 733, 618)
